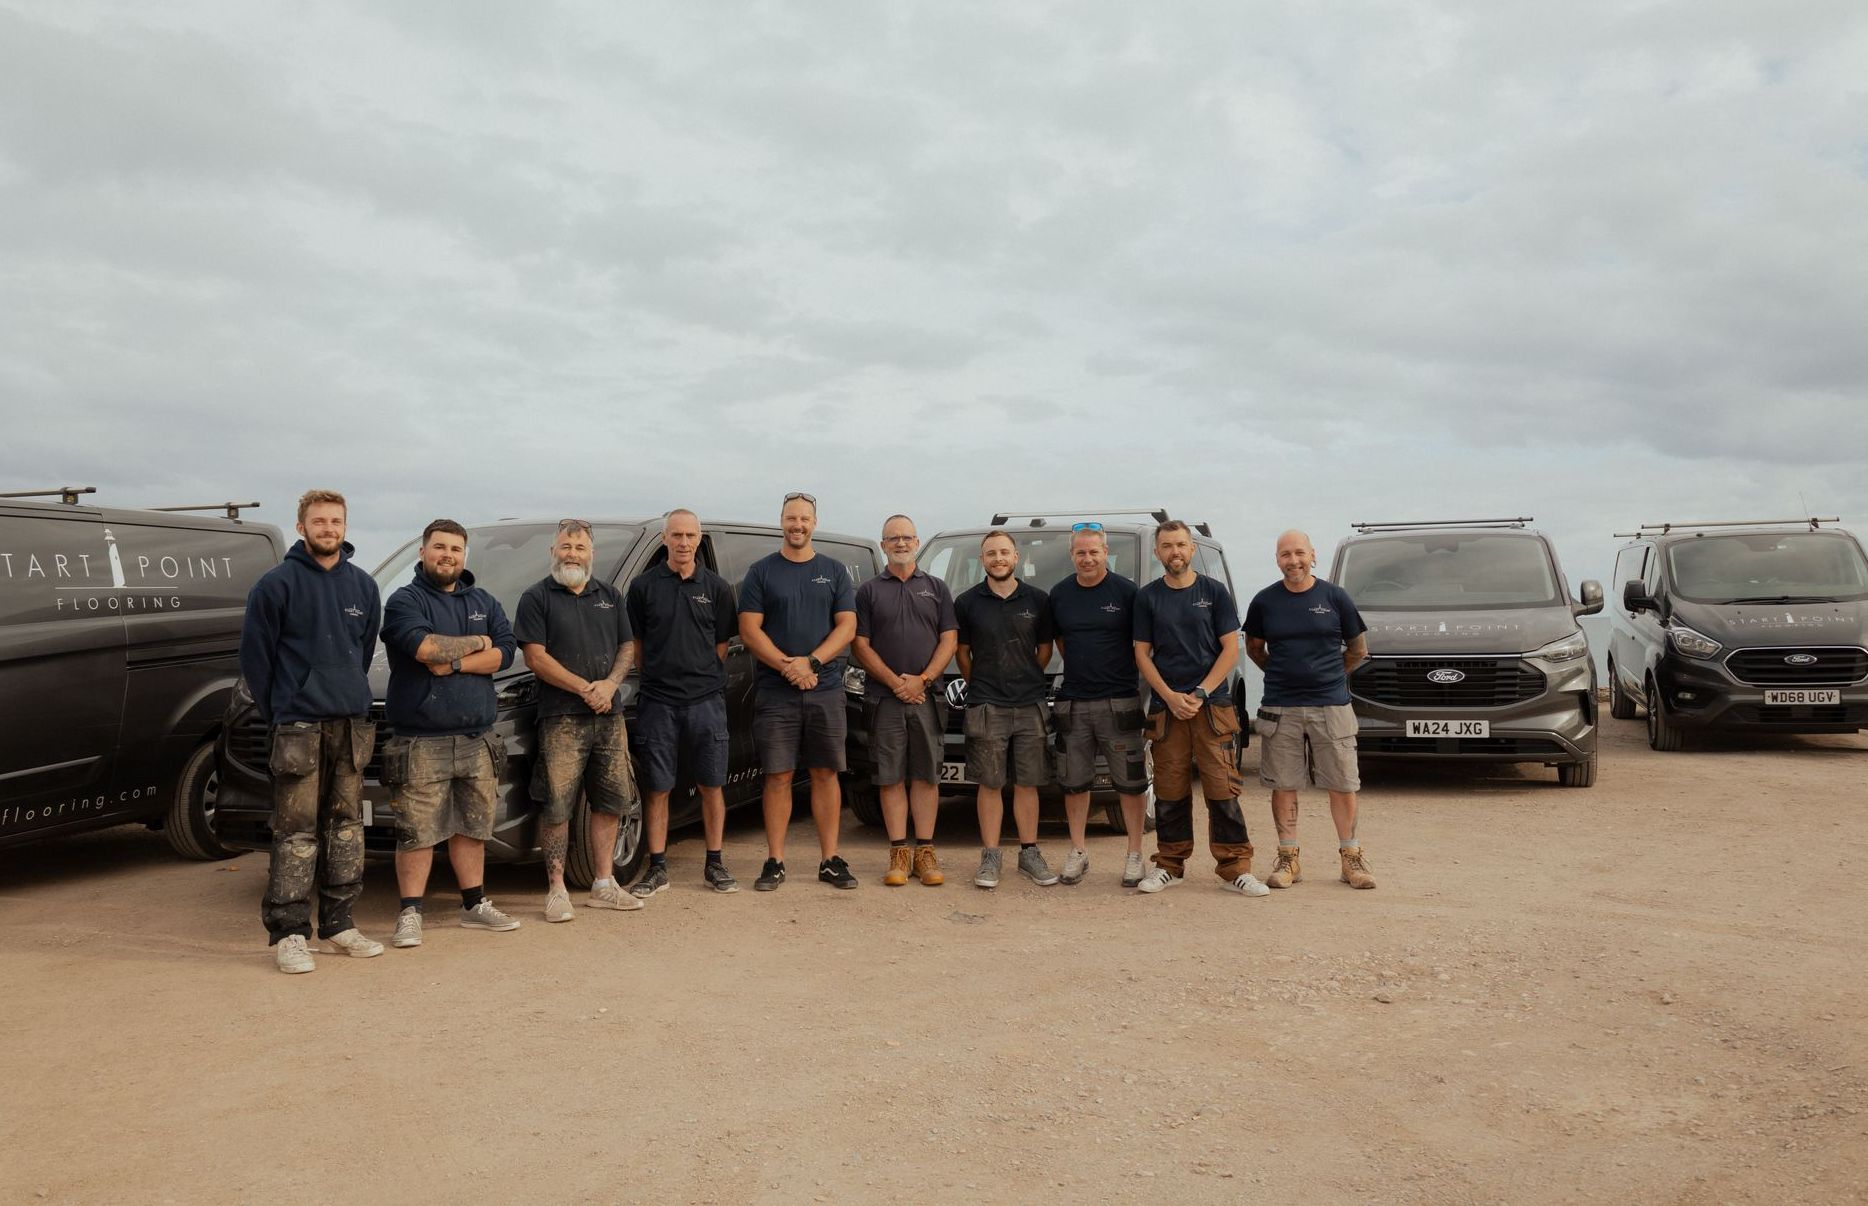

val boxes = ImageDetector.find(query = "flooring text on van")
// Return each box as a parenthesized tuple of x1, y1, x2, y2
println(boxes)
(0, 786, 158, 831)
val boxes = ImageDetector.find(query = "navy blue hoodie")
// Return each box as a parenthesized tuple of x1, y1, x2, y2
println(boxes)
(380, 566, 516, 736)
(238, 540, 380, 725)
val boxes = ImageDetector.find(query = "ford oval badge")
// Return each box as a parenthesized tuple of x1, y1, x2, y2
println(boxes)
(1426, 668, 1466, 684)
(1784, 653, 1819, 666)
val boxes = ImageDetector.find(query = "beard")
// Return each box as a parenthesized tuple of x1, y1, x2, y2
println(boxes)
(551, 560, 590, 590)
(305, 533, 343, 556)
(985, 565, 1014, 581)
(424, 563, 462, 588)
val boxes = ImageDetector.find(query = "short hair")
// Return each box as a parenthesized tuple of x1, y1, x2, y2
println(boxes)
(1070, 527, 1108, 547)
(780, 493, 818, 517)
(1153, 519, 1193, 542)
(297, 490, 346, 525)
(663, 508, 700, 533)
(881, 513, 915, 535)
(980, 528, 1018, 552)
(421, 518, 468, 546)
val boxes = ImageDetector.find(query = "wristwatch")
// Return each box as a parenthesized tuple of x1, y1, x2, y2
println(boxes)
(1190, 687, 1208, 702)
(808, 656, 824, 673)
(450, 658, 462, 674)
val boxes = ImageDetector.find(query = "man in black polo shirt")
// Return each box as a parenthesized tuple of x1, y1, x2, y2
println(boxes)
(954, 528, 1059, 890)
(852, 513, 958, 888)
(625, 509, 741, 896)
(1048, 522, 1149, 888)
(514, 519, 643, 922)
(738, 492, 859, 891)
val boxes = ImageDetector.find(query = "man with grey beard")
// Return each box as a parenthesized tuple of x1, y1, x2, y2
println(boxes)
(514, 519, 643, 921)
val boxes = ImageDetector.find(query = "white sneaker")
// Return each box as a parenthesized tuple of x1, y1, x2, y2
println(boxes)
(461, 898, 521, 931)
(1135, 868, 1179, 894)
(545, 889, 574, 923)
(323, 928, 384, 958)
(1223, 873, 1271, 897)
(588, 881, 644, 911)
(275, 933, 315, 974)
(1059, 848, 1089, 885)
(1121, 851, 1146, 888)
(392, 907, 423, 948)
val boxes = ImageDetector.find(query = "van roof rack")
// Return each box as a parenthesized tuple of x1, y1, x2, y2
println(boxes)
(988, 508, 1212, 537)
(1, 486, 97, 505)
(1351, 517, 1532, 533)
(149, 502, 262, 520)
(1612, 517, 1837, 537)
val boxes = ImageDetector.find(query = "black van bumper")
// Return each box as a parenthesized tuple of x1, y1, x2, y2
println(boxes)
(1652, 659, 1868, 734)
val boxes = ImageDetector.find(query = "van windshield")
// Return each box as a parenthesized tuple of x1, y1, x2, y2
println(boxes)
(1338, 534, 1561, 610)
(370, 524, 645, 616)
(1666, 532, 1868, 604)
(919, 530, 1154, 595)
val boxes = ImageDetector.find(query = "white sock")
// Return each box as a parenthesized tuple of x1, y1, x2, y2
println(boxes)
(593, 877, 614, 889)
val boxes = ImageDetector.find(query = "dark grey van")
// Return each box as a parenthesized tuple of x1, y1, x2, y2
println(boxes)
(844, 510, 1240, 834)
(0, 488, 282, 856)
(1607, 518, 1868, 750)
(213, 517, 881, 886)
(1328, 519, 1604, 787)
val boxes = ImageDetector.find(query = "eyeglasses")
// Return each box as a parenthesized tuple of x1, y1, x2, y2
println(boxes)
(1071, 522, 1105, 532)
(783, 492, 816, 505)
(881, 534, 917, 544)
(557, 518, 592, 533)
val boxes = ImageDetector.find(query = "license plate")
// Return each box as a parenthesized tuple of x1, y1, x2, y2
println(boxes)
(1406, 719, 1490, 738)
(1765, 689, 1840, 706)
(939, 761, 970, 784)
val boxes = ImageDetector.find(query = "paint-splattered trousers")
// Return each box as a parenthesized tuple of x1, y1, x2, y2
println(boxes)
(262, 717, 375, 945)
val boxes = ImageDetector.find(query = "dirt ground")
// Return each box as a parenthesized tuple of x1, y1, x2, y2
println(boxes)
(2, 716, 1866, 1206)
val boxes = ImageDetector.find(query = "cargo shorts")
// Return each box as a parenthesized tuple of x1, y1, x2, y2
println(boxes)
(1256, 704, 1361, 793)
(381, 732, 504, 850)
(532, 712, 637, 826)
(964, 702, 1050, 790)
(867, 695, 945, 786)
(1052, 695, 1149, 794)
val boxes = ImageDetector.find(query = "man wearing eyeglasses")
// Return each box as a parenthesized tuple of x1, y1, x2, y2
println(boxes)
(514, 519, 643, 921)
(1048, 521, 1150, 887)
(738, 492, 860, 890)
(852, 514, 958, 887)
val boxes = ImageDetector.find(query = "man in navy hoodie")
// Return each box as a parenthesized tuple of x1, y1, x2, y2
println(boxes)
(239, 489, 384, 975)
(378, 518, 520, 948)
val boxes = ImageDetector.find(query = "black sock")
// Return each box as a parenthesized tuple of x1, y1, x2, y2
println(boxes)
(399, 896, 422, 913)
(650, 852, 668, 870)
(706, 849, 723, 866)
(914, 838, 931, 847)
(461, 886, 485, 910)
(1020, 842, 1037, 850)
(890, 838, 908, 848)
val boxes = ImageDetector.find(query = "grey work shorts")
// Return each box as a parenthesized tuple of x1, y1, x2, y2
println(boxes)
(753, 688, 848, 774)
(1256, 704, 1361, 793)
(867, 695, 944, 786)
(1052, 695, 1149, 794)
(532, 712, 637, 826)
(964, 702, 1050, 790)
(381, 732, 505, 850)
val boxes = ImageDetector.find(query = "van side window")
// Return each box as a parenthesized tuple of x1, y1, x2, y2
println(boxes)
(1611, 545, 1647, 592)
(710, 530, 783, 585)
(818, 540, 880, 586)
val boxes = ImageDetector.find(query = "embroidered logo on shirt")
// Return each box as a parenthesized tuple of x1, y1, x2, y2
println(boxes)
(469, 611, 487, 622)
(1192, 599, 1212, 609)
(690, 593, 712, 605)
(917, 589, 938, 600)
(594, 599, 615, 609)
(343, 605, 364, 618)
(812, 575, 833, 585)
(1100, 602, 1123, 614)
(1016, 609, 1037, 620)
(1308, 604, 1333, 616)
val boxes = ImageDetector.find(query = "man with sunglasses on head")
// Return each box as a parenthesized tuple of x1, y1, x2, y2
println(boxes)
(1047, 521, 1150, 887)
(738, 492, 860, 890)
(513, 519, 643, 922)
(852, 514, 958, 887)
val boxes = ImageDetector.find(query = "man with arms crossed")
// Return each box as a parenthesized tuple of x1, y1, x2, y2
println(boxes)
(852, 514, 958, 887)
(738, 492, 860, 891)
(514, 519, 643, 920)
(380, 519, 523, 946)
(954, 529, 1060, 890)
(1048, 522, 1151, 887)
(625, 509, 741, 896)
(1244, 529, 1376, 890)
(1132, 520, 1268, 896)
(241, 489, 383, 974)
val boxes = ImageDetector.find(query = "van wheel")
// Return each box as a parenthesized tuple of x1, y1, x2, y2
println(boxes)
(845, 779, 885, 828)
(1607, 661, 1637, 720)
(165, 740, 235, 861)
(1646, 678, 1685, 752)
(565, 792, 646, 889)
(1557, 754, 1597, 788)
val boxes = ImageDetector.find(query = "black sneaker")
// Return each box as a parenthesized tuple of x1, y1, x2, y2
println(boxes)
(705, 861, 740, 894)
(754, 858, 786, 892)
(818, 855, 858, 890)
(630, 864, 669, 899)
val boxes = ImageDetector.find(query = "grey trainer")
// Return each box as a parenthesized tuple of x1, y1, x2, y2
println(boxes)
(1060, 848, 1089, 885)
(275, 933, 315, 974)
(1121, 851, 1146, 888)
(392, 907, 423, 948)
(630, 865, 670, 899)
(461, 898, 521, 931)
(1018, 846, 1060, 886)
(323, 928, 384, 958)
(974, 848, 1003, 890)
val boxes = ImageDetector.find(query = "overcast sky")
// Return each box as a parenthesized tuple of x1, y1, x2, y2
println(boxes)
(3, 0, 1865, 595)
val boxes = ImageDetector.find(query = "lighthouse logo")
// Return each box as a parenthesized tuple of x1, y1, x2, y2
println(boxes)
(104, 529, 128, 587)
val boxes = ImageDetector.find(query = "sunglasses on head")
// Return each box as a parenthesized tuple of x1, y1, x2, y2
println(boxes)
(1071, 521, 1105, 532)
(558, 518, 592, 533)
(783, 492, 816, 505)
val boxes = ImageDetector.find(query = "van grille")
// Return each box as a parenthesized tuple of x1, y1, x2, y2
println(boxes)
(1360, 735, 1566, 757)
(1352, 659, 1546, 709)
(1724, 647, 1868, 686)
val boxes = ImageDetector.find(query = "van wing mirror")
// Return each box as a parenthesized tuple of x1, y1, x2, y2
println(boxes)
(1621, 580, 1655, 615)
(1576, 579, 1604, 617)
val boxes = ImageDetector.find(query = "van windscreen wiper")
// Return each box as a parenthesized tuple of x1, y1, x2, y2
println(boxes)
(1724, 594, 1842, 605)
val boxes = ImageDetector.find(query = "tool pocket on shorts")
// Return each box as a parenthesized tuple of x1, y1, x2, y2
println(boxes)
(963, 705, 985, 738)
(1113, 696, 1146, 733)
(482, 732, 510, 778)
(1255, 708, 1281, 745)
(347, 720, 377, 773)
(1144, 709, 1169, 742)
(378, 736, 410, 788)
(1324, 707, 1360, 741)
(268, 725, 319, 778)
(1050, 700, 1072, 753)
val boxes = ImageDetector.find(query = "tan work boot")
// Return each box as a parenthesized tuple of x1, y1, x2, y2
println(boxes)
(884, 845, 912, 887)
(1339, 846, 1376, 890)
(912, 844, 945, 886)
(1266, 846, 1302, 889)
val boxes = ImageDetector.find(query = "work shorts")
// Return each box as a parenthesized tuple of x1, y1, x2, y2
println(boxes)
(381, 732, 503, 851)
(867, 695, 944, 786)
(964, 702, 1050, 790)
(635, 694, 730, 793)
(532, 712, 636, 825)
(1052, 695, 1149, 794)
(1256, 704, 1361, 793)
(753, 688, 848, 774)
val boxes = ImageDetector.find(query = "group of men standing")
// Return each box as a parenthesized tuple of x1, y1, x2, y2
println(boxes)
(241, 490, 1376, 977)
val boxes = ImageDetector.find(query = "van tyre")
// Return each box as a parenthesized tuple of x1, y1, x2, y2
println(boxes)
(1645, 678, 1685, 752)
(845, 779, 885, 828)
(565, 790, 646, 889)
(1557, 753, 1597, 788)
(1607, 662, 1637, 720)
(165, 740, 235, 861)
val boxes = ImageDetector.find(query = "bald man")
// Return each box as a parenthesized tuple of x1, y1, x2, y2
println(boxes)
(1243, 530, 1374, 890)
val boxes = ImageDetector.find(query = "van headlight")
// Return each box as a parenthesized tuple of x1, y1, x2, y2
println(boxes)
(1530, 631, 1590, 663)
(1666, 625, 1722, 660)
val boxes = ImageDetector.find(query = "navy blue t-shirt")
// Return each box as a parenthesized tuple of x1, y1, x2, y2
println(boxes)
(1244, 578, 1366, 707)
(1133, 574, 1241, 704)
(1048, 571, 1140, 701)
(738, 551, 856, 694)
